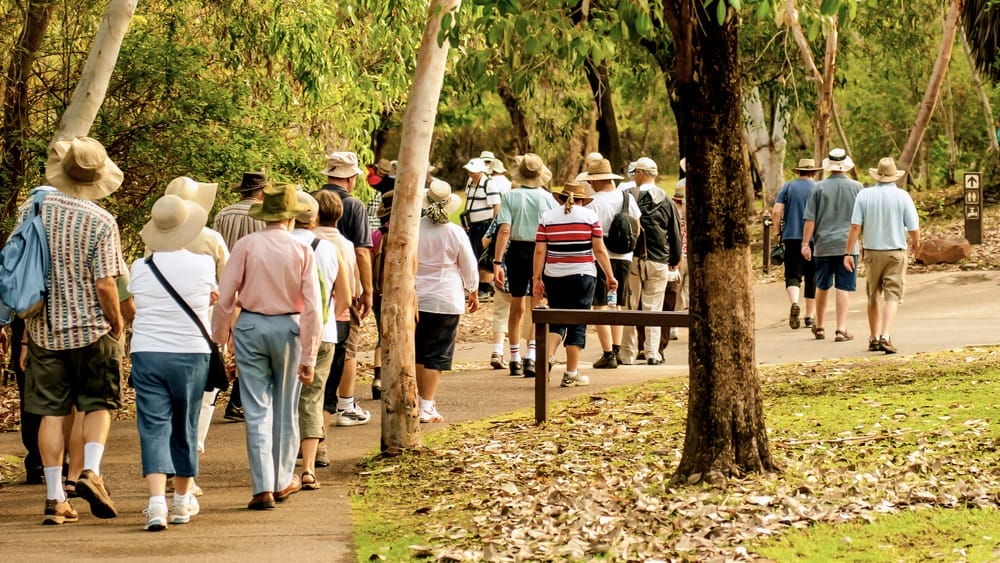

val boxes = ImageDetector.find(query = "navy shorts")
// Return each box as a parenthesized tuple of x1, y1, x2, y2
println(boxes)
(415, 312, 460, 371)
(543, 274, 596, 348)
(505, 241, 536, 298)
(814, 255, 858, 291)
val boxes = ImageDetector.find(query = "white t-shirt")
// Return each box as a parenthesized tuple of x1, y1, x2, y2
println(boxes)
(129, 250, 217, 354)
(588, 190, 641, 261)
(292, 229, 340, 343)
(416, 218, 479, 315)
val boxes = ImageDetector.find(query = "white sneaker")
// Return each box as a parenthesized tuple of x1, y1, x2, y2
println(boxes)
(419, 403, 443, 423)
(669, 327, 679, 340)
(336, 403, 371, 426)
(560, 372, 590, 387)
(144, 505, 168, 531)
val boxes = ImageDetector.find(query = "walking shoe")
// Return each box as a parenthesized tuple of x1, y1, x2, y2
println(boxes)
(669, 327, 680, 340)
(419, 403, 444, 423)
(477, 290, 492, 303)
(224, 403, 245, 422)
(371, 378, 382, 400)
(247, 492, 275, 510)
(647, 357, 664, 366)
(43, 498, 78, 525)
(190, 482, 203, 497)
(64, 479, 78, 498)
(76, 470, 117, 519)
(613, 346, 623, 366)
(490, 352, 507, 370)
(315, 443, 330, 468)
(789, 303, 801, 329)
(560, 372, 590, 387)
(275, 474, 301, 503)
(509, 360, 523, 377)
(879, 336, 897, 354)
(143, 505, 167, 531)
(803, 317, 814, 328)
(336, 403, 371, 426)
(868, 338, 881, 352)
(523, 359, 536, 378)
(170, 496, 199, 524)
(593, 352, 618, 369)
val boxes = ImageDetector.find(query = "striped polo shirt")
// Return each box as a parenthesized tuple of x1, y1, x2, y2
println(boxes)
(463, 175, 499, 224)
(212, 199, 266, 251)
(535, 205, 603, 278)
(20, 191, 124, 350)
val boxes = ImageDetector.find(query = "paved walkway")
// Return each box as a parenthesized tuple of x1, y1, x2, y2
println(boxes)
(1, 270, 998, 562)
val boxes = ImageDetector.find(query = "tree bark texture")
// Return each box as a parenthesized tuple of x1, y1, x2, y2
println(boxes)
(497, 79, 531, 154)
(380, 0, 460, 454)
(666, 0, 776, 482)
(51, 0, 137, 144)
(583, 58, 624, 173)
(898, 0, 966, 184)
(1, 0, 57, 234)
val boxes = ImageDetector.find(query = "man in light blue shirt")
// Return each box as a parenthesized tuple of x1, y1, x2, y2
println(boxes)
(844, 157, 920, 355)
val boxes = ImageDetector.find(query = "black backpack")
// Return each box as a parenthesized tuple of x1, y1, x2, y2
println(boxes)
(604, 192, 640, 254)
(631, 187, 682, 266)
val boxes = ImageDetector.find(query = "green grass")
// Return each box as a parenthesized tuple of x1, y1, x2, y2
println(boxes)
(352, 349, 1000, 562)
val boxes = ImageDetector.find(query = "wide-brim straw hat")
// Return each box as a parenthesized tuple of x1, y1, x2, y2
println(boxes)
(141, 194, 208, 252)
(423, 179, 461, 215)
(249, 183, 311, 222)
(45, 137, 123, 201)
(511, 153, 552, 188)
(165, 176, 218, 214)
(581, 158, 623, 181)
(554, 181, 596, 203)
(822, 148, 854, 173)
(792, 158, 823, 173)
(869, 157, 906, 183)
(235, 171, 268, 193)
(323, 151, 365, 178)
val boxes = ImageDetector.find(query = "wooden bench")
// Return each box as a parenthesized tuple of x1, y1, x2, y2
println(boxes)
(531, 308, 690, 423)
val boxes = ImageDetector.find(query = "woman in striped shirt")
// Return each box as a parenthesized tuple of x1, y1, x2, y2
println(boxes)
(532, 181, 617, 387)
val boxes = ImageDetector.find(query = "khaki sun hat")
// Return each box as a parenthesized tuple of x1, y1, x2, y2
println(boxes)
(633, 157, 658, 175)
(423, 179, 461, 216)
(323, 151, 365, 178)
(46, 137, 124, 200)
(249, 183, 312, 222)
(511, 153, 552, 188)
(489, 159, 507, 175)
(294, 190, 319, 224)
(581, 158, 623, 181)
(792, 158, 822, 173)
(141, 194, 208, 252)
(165, 176, 218, 214)
(869, 157, 906, 183)
(822, 148, 854, 173)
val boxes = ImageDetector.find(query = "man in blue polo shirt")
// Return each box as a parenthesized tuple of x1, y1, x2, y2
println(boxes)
(772, 158, 821, 330)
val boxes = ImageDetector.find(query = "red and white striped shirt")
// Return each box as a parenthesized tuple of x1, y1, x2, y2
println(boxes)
(535, 205, 603, 278)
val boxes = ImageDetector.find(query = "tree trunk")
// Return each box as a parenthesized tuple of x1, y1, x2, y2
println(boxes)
(898, 0, 966, 185)
(584, 58, 624, 172)
(666, 0, 776, 483)
(51, 0, 137, 143)
(380, 0, 460, 454)
(743, 87, 787, 205)
(1, 0, 57, 231)
(497, 79, 531, 154)
(812, 16, 838, 162)
(960, 29, 998, 154)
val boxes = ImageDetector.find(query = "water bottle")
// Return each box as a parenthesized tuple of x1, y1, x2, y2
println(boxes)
(607, 290, 617, 306)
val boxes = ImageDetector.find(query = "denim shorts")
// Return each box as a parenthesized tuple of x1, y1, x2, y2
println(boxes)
(131, 351, 209, 477)
(814, 255, 858, 291)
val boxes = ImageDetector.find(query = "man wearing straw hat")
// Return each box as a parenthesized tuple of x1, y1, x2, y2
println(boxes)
(23, 136, 126, 524)
(212, 183, 322, 510)
(772, 158, 822, 331)
(844, 157, 919, 355)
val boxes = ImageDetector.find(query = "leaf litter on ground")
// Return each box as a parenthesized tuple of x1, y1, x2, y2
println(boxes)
(355, 347, 1000, 562)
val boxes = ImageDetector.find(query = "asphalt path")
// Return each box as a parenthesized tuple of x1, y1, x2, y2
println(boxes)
(0, 270, 997, 562)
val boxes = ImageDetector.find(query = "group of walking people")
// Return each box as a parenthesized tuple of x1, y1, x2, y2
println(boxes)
(773, 149, 920, 353)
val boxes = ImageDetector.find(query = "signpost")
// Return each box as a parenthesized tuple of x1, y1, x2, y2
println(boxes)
(964, 172, 982, 244)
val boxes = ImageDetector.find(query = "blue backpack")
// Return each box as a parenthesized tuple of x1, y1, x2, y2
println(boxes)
(0, 187, 52, 325)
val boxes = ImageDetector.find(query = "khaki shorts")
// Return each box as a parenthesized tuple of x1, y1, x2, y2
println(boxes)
(346, 301, 362, 359)
(25, 332, 124, 416)
(299, 341, 334, 439)
(863, 249, 907, 305)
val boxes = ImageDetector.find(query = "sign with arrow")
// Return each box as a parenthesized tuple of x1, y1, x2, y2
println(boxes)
(964, 172, 982, 244)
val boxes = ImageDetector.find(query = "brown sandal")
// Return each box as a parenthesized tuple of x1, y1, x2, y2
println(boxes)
(834, 330, 854, 342)
(811, 326, 825, 340)
(301, 471, 320, 491)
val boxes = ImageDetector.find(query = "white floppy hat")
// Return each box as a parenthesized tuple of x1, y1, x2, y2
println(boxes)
(423, 179, 461, 215)
(822, 148, 854, 173)
(323, 151, 365, 178)
(141, 194, 208, 252)
(46, 137, 124, 201)
(165, 176, 218, 214)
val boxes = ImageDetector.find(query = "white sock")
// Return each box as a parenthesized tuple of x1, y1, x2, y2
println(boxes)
(510, 345, 521, 363)
(172, 492, 188, 507)
(419, 397, 433, 411)
(149, 495, 168, 511)
(83, 442, 104, 475)
(492, 342, 504, 355)
(44, 466, 65, 501)
(564, 370, 577, 377)
(337, 396, 354, 411)
(526, 341, 536, 361)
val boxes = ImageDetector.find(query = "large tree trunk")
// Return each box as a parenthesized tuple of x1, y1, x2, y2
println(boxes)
(666, 0, 776, 483)
(1, 0, 57, 232)
(743, 87, 787, 205)
(584, 58, 624, 172)
(51, 0, 137, 143)
(497, 79, 531, 154)
(898, 0, 966, 184)
(380, 0, 460, 454)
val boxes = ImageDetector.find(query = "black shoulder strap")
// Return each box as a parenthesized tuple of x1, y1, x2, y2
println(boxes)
(620, 191, 630, 213)
(310, 238, 321, 251)
(144, 256, 214, 347)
